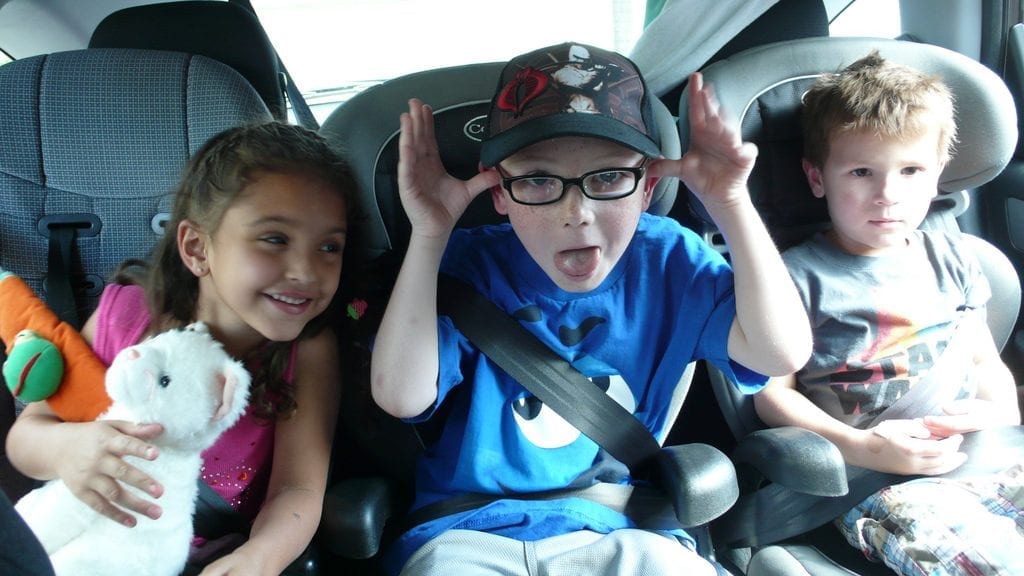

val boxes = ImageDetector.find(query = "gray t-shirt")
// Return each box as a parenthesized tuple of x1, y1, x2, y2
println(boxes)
(783, 230, 990, 429)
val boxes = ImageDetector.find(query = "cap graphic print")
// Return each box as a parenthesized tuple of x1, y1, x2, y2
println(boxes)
(480, 42, 661, 167)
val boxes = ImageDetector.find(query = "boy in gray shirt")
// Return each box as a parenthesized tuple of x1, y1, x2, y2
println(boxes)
(754, 51, 1023, 575)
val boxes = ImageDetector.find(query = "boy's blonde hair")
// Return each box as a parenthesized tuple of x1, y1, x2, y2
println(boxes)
(801, 50, 957, 168)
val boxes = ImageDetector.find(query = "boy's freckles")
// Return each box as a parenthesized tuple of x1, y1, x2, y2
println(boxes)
(494, 137, 651, 292)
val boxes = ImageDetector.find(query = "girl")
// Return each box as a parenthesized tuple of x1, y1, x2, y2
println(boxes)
(7, 122, 355, 576)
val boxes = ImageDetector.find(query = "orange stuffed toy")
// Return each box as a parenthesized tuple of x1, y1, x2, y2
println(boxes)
(0, 270, 110, 421)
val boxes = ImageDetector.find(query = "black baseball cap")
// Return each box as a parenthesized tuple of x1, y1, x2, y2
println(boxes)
(480, 42, 661, 167)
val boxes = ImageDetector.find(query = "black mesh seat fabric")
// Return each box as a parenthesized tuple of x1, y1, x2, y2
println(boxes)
(89, 1, 287, 121)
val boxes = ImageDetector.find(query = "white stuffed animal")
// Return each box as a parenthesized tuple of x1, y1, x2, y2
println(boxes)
(15, 321, 251, 576)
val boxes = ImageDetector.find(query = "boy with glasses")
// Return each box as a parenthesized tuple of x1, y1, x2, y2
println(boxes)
(372, 42, 811, 575)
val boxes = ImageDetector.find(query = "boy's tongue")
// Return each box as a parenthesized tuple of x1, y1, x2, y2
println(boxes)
(555, 247, 600, 278)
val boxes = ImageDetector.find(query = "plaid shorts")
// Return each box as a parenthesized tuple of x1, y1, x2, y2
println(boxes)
(837, 462, 1024, 575)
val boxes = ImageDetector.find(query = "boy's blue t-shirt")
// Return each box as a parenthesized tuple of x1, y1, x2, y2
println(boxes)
(385, 213, 766, 573)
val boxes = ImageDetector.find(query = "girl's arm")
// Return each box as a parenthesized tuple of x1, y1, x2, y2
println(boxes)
(650, 73, 811, 377)
(754, 374, 968, 475)
(5, 311, 164, 526)
(202, 328, 340, 576)
(370, 100, 499, 418)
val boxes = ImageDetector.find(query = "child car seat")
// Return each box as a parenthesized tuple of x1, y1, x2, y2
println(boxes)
(675, 36, 1022, 575)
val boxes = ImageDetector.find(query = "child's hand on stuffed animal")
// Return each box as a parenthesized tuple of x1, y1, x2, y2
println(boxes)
(54, 419, 166, 526)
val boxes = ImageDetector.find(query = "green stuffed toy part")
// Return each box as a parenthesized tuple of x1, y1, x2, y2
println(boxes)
(3, 329, 64, 402)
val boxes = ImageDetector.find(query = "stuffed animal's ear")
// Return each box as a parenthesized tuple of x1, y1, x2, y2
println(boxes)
(212, 361, 249, 421)
(213, 373, 236, 421)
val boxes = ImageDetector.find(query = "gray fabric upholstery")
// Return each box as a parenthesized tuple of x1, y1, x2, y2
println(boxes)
(0, 48, 271, 320)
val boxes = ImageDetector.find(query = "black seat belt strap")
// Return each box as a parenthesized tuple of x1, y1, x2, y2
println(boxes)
(230, 0, 319, 130)
(193, 479, 249, 539)
(281, 69, 318, 130)
(437, 275, 662, 470)
(45, 226, 80, 328)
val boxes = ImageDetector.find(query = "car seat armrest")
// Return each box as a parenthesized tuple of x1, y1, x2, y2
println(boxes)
(732, 426, 847, 497)
(319, 476, 395, 559)
(656, 443, 739, 527)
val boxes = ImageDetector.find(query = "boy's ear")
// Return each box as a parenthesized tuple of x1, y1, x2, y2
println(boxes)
(802, 158, 826, 199)
(177, 219, 209, 277)
(642, 174, 660, 211)
(492, 186, 510, 215)
(482, 165, 510, 216)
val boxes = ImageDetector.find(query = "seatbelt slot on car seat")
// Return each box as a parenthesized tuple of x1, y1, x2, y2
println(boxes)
(38, 214, 102, 328)
(151, 213, 171, 236)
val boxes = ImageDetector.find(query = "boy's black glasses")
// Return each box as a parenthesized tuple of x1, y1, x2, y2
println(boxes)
(497, 162, 648, 206)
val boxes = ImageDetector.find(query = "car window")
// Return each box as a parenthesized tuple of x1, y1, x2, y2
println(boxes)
(252, 0, 903, 123)
(250, 0, 647, 122)
(827, 0, 901, 38)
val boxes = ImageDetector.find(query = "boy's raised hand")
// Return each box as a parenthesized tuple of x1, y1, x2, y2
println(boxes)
(650, 73, 758, 213)
(398, 99, 500, 240)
